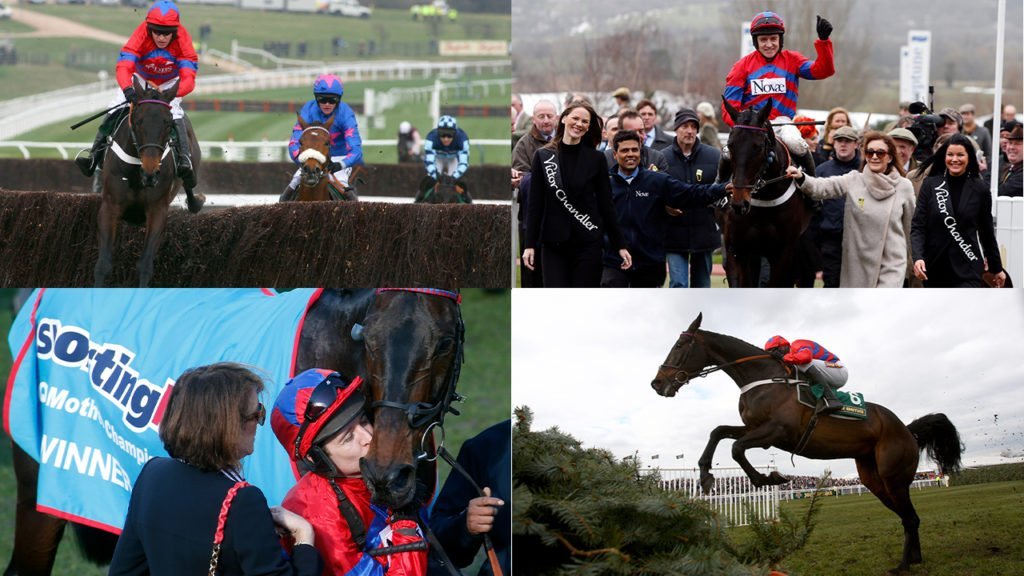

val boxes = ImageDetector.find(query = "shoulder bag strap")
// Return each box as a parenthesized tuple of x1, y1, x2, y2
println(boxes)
(209, 481, 250, 576)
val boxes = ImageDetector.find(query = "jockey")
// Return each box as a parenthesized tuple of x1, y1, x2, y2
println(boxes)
(280, 73, 363, 201)
(764, 335, 846, 415)
(721, 11, 835, 175)
(75, 0, 199, 188)
(420, 115, 470, 195)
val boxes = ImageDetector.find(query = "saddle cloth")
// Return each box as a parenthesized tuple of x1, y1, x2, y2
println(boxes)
(5, 288, 321, 532)
(795, 382, 868, 421)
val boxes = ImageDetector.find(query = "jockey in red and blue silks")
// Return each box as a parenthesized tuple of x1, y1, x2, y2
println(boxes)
(76, 0, 199, 187)
(419, 115, 470, 195)
(721, 11, 835, 174)
(765, 335, 846, 414)
(281, 73, 364, 200)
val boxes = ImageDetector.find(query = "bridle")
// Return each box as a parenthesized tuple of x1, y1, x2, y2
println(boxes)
(368, 288, 465, 462)
(126, 99, 173, 159)
(731, 123, 792, 193)
(298, 125, 331, 185)
(659, 330, 773, 387)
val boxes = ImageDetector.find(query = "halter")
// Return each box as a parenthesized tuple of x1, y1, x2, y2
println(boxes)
(659, 330, 774, 387)
(369, 288, 465, 462)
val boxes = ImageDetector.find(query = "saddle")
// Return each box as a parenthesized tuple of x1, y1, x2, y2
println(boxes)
(794, 382, 868, 421)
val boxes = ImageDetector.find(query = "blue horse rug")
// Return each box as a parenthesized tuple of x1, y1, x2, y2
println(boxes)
(4, 288, 322, 533)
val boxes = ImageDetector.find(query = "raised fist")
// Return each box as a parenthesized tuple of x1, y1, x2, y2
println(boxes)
(816, 15, 833, 40)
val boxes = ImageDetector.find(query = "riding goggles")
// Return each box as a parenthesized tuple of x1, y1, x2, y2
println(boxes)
(293, 373, 364, 460)
(438, 129, 456, 139)
(316, 95, 341, 105)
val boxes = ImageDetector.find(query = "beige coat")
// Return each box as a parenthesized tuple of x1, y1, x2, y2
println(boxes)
(799, 167, 916, 287)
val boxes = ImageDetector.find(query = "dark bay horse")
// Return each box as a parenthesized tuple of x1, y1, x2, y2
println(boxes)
(289, 113, 357, 202)
(721, 99, 812, 287)
(415, 172, 473, 204)
(94, 74, 203, 287)
(5, 288, 464, 575)
(650, 313, 963, 573)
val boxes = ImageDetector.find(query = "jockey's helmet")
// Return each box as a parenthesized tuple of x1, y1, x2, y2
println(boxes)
(438, 115, 457, 137)
(313, 74, 345, 99)
(750, 11, 785, 37)
(146, 0, 181, 33)
(764, 335, 790, 351)
(399, 121, 412, 134)
(270, 368, 364, 470)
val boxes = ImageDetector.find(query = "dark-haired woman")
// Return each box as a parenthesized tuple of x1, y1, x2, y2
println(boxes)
(109, 363, 323, 576)
(522, 101, 632, 287)
(271, 368, 427, 575)
(911, 133, 1006, 287)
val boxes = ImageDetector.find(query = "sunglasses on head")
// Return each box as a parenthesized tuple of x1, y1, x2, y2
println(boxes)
(316, 95, 340, 105)
(865, 149, 889, 158)
(245, 402, 266, 426)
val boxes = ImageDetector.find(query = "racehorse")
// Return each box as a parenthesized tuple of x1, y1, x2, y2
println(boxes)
(416, 172, 473, 204)
(4, 288, 464, 575)
(290, 113, 358, 202)
(650, 313, 964, 573)
(94, 74, 204, 288)
(720, 98, 813, 287)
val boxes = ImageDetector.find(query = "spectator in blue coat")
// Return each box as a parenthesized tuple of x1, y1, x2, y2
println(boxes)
(428, 420, 510, 576)
(281, 73, 363, 201)
(602, 129, 731, 288)
(812, 125, 860, 287)
(663, 108, 723, 288)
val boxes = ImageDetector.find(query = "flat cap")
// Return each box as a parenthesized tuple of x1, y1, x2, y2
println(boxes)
(887, 127, 918, 146)
(831, 125, 859, 141)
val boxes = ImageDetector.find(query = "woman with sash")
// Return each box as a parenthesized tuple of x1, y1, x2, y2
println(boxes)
(911, 133, 1006, 287)
(522, 100, 632, 287)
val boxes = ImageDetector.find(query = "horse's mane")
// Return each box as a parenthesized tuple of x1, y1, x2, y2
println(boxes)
(698, 328, 765, 357)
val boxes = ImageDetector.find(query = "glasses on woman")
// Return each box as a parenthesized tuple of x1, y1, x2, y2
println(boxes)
(316, 96, 340, 105)
(865, 148, 889, 158)
(244, 402, 266, 426)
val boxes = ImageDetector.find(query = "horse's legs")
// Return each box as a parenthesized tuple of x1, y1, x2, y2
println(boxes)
(696, 425, 746, 494)
(5, 443, 66, 576)
(730, 423, 792, 487)
(856, 456, 921, 571)
(94, 200, 118, 287)
(137, 203, 169, 287)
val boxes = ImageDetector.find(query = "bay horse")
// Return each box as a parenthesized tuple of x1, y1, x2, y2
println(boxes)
(650, 313, 963, 573)
(94, 74, 204, 288)
(721, 98, 812, 287)
(5, 288, 464, 575)
(290, 113, 358, 202)
(415, 172, 473, 204)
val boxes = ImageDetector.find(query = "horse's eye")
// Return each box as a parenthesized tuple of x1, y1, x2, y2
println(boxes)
(436, 338, 455, 356)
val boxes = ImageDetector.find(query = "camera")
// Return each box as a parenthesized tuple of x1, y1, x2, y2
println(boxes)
(906, 101, 943, 163)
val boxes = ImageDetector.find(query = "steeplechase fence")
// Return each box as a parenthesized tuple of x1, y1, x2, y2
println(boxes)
(654, 467, 780, 527)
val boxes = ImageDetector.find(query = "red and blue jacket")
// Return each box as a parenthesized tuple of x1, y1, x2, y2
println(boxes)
(115, 22, 198, 97)
(722, 39, 834, 127)
(288, 100, 364, 167)
(782, 339, 840, 366)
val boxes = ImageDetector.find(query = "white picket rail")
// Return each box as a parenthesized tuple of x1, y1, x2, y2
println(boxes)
(995, 197, 1022, 284)
(654, 467, 780, 527)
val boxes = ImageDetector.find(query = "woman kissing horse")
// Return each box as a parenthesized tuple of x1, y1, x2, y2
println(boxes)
(650, 313, 963, 573)
(4, 288, 464, 575)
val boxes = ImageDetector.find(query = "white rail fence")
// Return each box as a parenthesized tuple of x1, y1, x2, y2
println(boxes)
(995, 197, 1022, 284)
(654, 467, 780, 527)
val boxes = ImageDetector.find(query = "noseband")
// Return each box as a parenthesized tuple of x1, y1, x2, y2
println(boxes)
(368, 288, 465, 462)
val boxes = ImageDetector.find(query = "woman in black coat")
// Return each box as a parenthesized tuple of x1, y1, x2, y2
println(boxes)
(522, 100, 632, 287)
(911, 133, 1007, 287)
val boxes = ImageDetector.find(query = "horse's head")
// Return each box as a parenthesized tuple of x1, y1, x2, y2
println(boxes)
(296, 112, 334, 188)
(129, 74, 176, 188)
(651, 313, 709, 397)
(724, 98, 776, 215)
(359, 289, 463, 510)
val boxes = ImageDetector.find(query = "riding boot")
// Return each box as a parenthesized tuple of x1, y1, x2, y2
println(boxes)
(172, 118, 197, 189)
(817, 385, 844, 415)
(717, 147, 733, 183)
(75, 113, 118, 177)
(279, 184, 298, 202)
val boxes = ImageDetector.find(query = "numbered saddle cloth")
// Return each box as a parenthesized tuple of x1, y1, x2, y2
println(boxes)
(795, 382, 868, 420)
(5, 288, 321, 533)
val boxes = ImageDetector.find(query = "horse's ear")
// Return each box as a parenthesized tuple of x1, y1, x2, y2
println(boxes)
(297, 112, 309, 130)
(721, 96, 739, 125)
(324, 113, 335, 127)
(160, 78, 179, 102)
(687, 313, 703, 333)
(132, 73, 146, 94)
(756, 99, 773, 127)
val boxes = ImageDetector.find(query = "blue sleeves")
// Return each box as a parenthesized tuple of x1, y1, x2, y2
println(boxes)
(453, 135, 470, 180)
(332, 104, 363, 167)
(423, 134, 438, 178)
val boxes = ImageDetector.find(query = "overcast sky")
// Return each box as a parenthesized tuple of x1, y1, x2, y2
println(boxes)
(512, 290, 1024, 480)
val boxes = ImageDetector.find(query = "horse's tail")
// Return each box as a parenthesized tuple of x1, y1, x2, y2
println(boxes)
(906, 413, 964, 475)
(72, 523, 119, 566)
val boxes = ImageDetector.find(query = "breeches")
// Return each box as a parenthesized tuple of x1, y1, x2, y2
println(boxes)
(798, 358, 848, 389)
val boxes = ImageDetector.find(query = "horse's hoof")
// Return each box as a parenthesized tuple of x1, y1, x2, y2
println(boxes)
(767, 471, 790, 485)
(700, 474, 715, 495)
(186, 191, 206, 214)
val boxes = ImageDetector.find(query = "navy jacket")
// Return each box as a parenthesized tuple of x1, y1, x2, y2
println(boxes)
(109, 458, 323, 576)
(813, 151, 861, 233)
(663, 140, 722, 253)
(428, 421, 511, 576)
(603, 166, 727, 268)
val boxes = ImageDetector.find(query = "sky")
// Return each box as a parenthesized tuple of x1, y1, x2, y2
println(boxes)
(512, 290, 1024, 480)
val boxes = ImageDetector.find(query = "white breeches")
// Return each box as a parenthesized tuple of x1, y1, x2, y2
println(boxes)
(797, 358, 848, 389)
